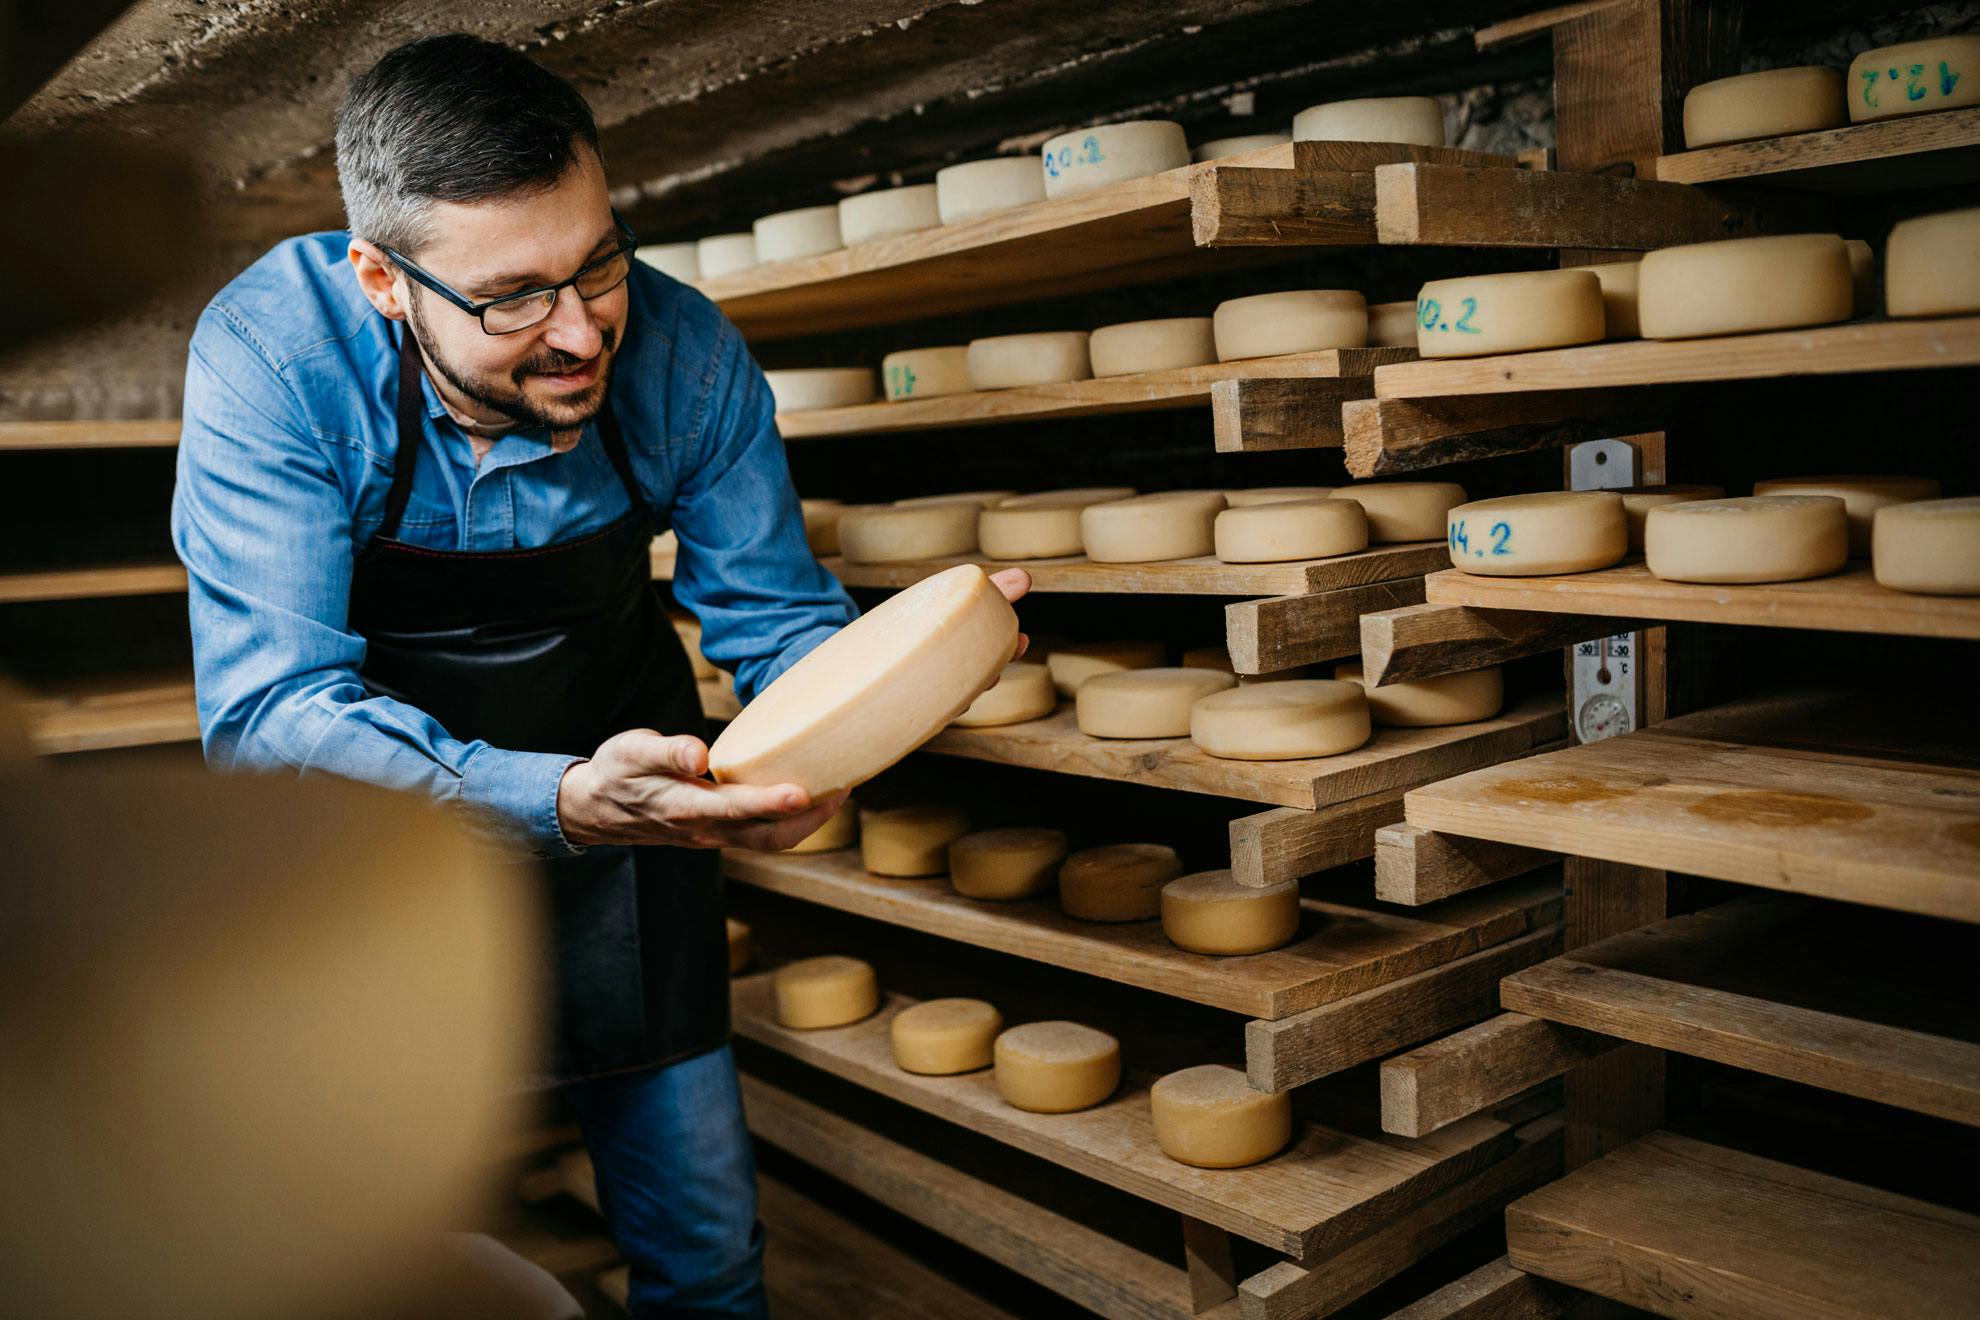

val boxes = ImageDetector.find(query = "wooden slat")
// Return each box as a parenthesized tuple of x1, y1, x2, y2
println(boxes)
(820, 544, 1450, 598)
(1226, 580, 1426, 672)
(1373, 823, 1555, 907)
(25, 672, 200, 755)
(1360, 602, 1623, 687)
(1211, 377, 1374, 453)
(0, 419, 181, 450)
(0, 561, 188, 603)
(1645, 104, 1980, 190)
(1181, 1218, 1239, 1314)
(1383, 1256, 1570, 1320)
(1227, 791, 1408, 889)
(1188, 165, 1377, 247)
(1380, 1013, 1619, 1138)
(1473, 1, 1624, 50)
(1339, 390, 1665, 478)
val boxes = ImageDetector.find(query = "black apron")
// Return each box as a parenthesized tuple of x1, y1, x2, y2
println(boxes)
(348, 328, 727, 1083)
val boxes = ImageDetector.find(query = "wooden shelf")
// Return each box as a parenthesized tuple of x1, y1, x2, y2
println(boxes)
(0, 561, 188, 604)
(1645, 105, 1980, 191)
(26, 671, 199, 755)
(0, 419, 181, 451)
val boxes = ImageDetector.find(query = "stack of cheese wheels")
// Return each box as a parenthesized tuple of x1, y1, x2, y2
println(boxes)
(1414, 269, 1605, 357)
(1150, 1065, 1292, 1168)
(897, 490, 1015, 509)
(1335, 660, 1505, 727)
(1846, 238, 1876, 316)
(784, 797, 860, 853)
(725, 917, 753, 974)
(1587, 261, 1643, 339)
(862, 805, 971, 877)
(1294, 95, 1444, 146)
(1644, 495, 1849, 583)
(709, 564, 1018, 792)
(1215, 497, 1367, 563)
(935, 156, 1046, 224)
(1614, 485, 1726, 550)
(1041, 120, 1189, 198)
(966, 331, 1092, 390)
(764, 368, 878, 413)
(1193, 131, 1290, 161)
(978, 493, 1115, 560)
(949, 827, 1069, 900)
(1225, 486, 1335, 506)
(839, 502, 980, 562)
(994, 1022, 1121, 1112)
(1886, 207, 1980, 318)
(1752, 475, 1942, 555)
(882, 346, 972, 402)
(1638, 233, 1852, 339)
(669, 611, 718, 681)
(1082, 491, 1228, 563)
(891, 998, 1002, 1074)
(1190, 680, 1371, 760)
(951, 662, 1056, 727)
(753, 204, 843, 262)
(696, 232, 758, 278)
(1212, 291, 1367, 361)
(1089, 317, 1218, 377)
(1873, 497, 1980, 595)
(1161, 870, 1301, 955)
(1445, 491, 1629, 576)
(1366, 300, 1419, 348)
(838, 184, 942, 245)
(1683, 67, 1845, 147)
(1078, 667, 1238, 739)
(1330, 482, 1468, 543)
(773, 955, 878, 1029)
(1047, 640, 1164, 697)
(1060, 843, 1183, 921)
(1849, 36, 1980, 121)
(636, 242, 700, 282)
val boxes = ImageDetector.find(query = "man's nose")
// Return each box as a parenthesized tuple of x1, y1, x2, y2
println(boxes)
(539, 285, 604, 359)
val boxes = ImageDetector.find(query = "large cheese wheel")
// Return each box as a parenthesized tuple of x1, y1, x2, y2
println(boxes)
(1046, 641, 1164, 697)
(1193, 131, 1291, 161)
(1215, 498, 1368, 563)
(773, 956, 878, 1029)
(764, 368, 877, 413)
(882, 346, 973, 402)
(709, 564, 1018, 792)
(753, 204, 844, 262)
(1614, 485, 1726, 550)
(1213, 290, 1367, 361)
(1414, 269, 1604, 357)
(1872, 497, 1980, 595)
(726, 917, 753, 975)
(1366, 300, 1419, 347)
(1335, 660, 1504, 727)
(1752, 475, 1942, 554)
(1886, 207, 1980, 318)
(1189, 680, 1371, 760)
(978, 502, 1085, 560)
(838, 503, 979, 562)
(1848, 36, 1980, 122)
(1330, 482, 1467, 543)
(1683, 67, 1846, 147)
(936, 157, 1047, 224)
(1150, 1065, 1293, 1169)
(636, 242, 700, 282)
(966, 332, 1092, 390)
(1224, 486, 1337, 507)
(1446, 491, 1629, 576)
(1002, 486, 1137, 508)
(838, 184, 942, 245)
(1089, 318, 1218, 377)
(1586, 261, 1643, 339)
(1637, 234, 1852, 339)
(1059, 844, 1183, 921)
(1294, 96, 1444, 146)
(892, 999, 1002, 1074)
(1078, 667, 1238, 739)
(949, 827, 1069, 900)
(1041, 120, 1189, 198)
(951, 662, 1056, 727)
(862, 805, 971, 877)
(994, 1022, 1121, 1112)
(896, 490, 1016, 509)
(1160, 871, 1301, 956)
(1847, 238, 1877, 316)
(1082, 491, 1227, 563)
(1644, 495, 1849, 584)
(783, 797, 859, 853)
(696, 232, 758, 278)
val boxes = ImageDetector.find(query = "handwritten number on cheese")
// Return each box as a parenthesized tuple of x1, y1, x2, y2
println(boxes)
(1490, 521, 1513, 556)
(1454, 296, 1481, 334)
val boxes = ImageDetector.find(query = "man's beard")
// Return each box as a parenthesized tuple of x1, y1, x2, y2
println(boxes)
(406, 299, 618, 433)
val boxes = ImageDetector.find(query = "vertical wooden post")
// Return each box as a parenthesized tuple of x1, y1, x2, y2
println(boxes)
(1180, 1215, 1239, 1312)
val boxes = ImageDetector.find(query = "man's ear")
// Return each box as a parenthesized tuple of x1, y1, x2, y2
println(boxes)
(348, 239, 407, 322)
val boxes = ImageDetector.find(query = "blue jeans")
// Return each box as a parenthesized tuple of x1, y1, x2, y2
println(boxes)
(564, 1043, 768, 1318)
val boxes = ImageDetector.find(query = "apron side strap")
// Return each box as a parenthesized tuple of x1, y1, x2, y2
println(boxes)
(380, 325, 427, 542)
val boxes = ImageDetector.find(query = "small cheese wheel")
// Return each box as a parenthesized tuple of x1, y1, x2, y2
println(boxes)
(1213, 290, 1368, 362)
(1002, 486, 1137, 508)
(891, 998, 1002, 1074)
(994, 1022, 1121, 1113)
(1078, 667, 1238, 739)
(1294, 96, 1444, 146)
(753, 204, 844, 262)
(1446, 491, 1629, 576)
(949, 827, 1070, 900)
(1081, 492, 1227, 563)
(636, 242, 700, 282)
(951, 663, 1056, 727)
(1587, 261, 1643, 339)
(773, 955, 878, 1030)
(896, 490, 1016, 509)
(1189, 680, 1371, 761)
(1848, 36, 1980, 122)
(803, 501, 884, 557)
(1752, 475, 1942, 555)
(1366, 300, 1419, 347)
(1059, 844, 1183, 921)
(1193, 132, 1291, 161)
(1046, 641, 1165, 697)
(1414, 269, 1604, 357)
(967, 332, 1092, 390)
(1089, 318, 1219, 377)
(1330, 482, 1468, 543)
(838, 184, 942, 246)
(765, 367, 877, 413)
(1041, 120, 1189, 198)
(1214, 498, 1368, 563)
(695, 232, 758, 279)
(978, 503, 1086, 560)
(1161, 871, 1301, 956)
(1886, 207, 1980, 318)
(1615, 485, 1727, 550)
(1638, 233, 1852, 339)
(1335, 660, 1505, 727)
(1644, 495, 1849, 584)
(862, 805, 972, 877)
(839, 503, 979, 563)
(1683, 66, 1846, 147)
(1150, 1065, 1293, 1168)
(725, 917, 753, 975)
(1846, 238, 1877, 316)
(882, 346, 973, 402)
(784, 797, 860, 853)
(1224, 486, 1338, 507)
(936, 156, 1047, 224)
(669, 611, 717, 681)
(1873, 497, 1980, 595)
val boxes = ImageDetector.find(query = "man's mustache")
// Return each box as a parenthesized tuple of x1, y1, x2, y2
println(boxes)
(516, 326, 617, 380)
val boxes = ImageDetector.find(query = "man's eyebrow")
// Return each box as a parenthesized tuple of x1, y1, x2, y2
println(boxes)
(469, 226, 619, 295)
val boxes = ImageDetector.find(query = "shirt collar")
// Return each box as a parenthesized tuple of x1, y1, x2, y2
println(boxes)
(415, 364, 565, 472)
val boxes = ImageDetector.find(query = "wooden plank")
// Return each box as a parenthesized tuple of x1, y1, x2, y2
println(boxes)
(1384, 1256, 1570, 1320)
(1227, 791, 1408, 888)
(1473, 2, 1625, 50)
(1645, 105, 1980, 190)
(1360, 602, 1623, 687)
(0, 560, 188, 603)
(1189, 165, 1377, 246)
(811, 543, 1451, 599)
(1226, 580, 1426, 673)
(1211, 377, 1373, 453)
(0, 418, 181, 450)
(1340, 391, 1665, 478)
(1380, 1013, 1620, 1138)
(1181, 1218, 1239, 1314)
(26, 671, 200, 755)
(1374, 823, 1556, 907)
(1505, 1130, 1980, 1319)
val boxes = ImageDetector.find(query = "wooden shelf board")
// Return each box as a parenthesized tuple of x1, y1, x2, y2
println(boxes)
(0, 419, 181, 450)
(1645, 105, 1980, 191)
(26, 672, 199, 755)
(0, 560, 189, 604)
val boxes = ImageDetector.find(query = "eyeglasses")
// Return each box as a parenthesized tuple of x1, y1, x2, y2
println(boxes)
(385, 216, 640, 335)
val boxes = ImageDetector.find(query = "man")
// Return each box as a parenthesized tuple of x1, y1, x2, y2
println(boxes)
(172, 33, 1029, 1317)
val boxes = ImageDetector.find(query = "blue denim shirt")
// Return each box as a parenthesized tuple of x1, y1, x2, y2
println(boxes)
(171, 231, 856, 857)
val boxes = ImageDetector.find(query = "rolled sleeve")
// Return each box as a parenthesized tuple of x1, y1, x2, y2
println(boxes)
(462, 746, 588, 859)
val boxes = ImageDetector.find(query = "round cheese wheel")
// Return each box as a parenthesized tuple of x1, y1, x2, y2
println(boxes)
(1873, 497, 1980, 595)
(1078, 667, 1238, 739)
(949, 827, 1070, 900)
(1047, 641, 1165, 697)
(1059, 843, 1183, 921)
(1366, 300, 1419, 347)
(1846, 238, 1877, 316)
(994, 1022, 1121, 1113)
(726, 917, 753, 975)
(1089, 317, 1219, 377)
(1335, 660, 1505, 727)
(784, 797, 860, 853)
(1150, 1065, 1292, 1168)
(862, 805, 972, 878)
(695, 232, 758, 279)
(670, 611, 717, 681)
(773, 955, 878, 1029)
(1081, 491, 1228, 563)
(966, 332, 1092, 390)
(1414, 269, 1605, 357)
(753, 204, 844, 262)
(1294, 96, 1444, 146)
(1161, 870, 1301, 956)
(1224, 486, 1337, 507)
(709, 564, 1018, 792)
(1638, 233, 1852, 340)
(1614, 485, 1726, 550)
(765, 367, 877, 413)
(1587, 261, 1643, 339)
(1213, 290, 1368, 361)
(1644, 495, 1849, 584)
(978, 502, 1086, 560)
(1848, 36, 1980, 122)
(896, 490, 1016, 509)
(636, 242, 700, 282)
(1189, 680, 1371, 760)
(936, 156, 1047, 224)
(952, 663, 1056, 727)
(891, 998, 1002, 1074)
(1002, 486, 1137, 508)
(839, 184, 942, 245)
(1886, 207, 1980, 318)
(1215, 498, 1368, 563)
(1193, 131, 1291, 161)
(1330, 482, 1468, 543)
(1445, 491, 1629, 576)
(1041, 120, 1189, 198)
(882, 346, 973, 402)
(1683, 66, 1846, 148)
(1752, 475, 1942, 555)
(838, 503, 980, 562)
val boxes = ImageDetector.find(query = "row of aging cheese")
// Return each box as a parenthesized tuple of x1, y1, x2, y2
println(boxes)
(1682, 33, 1980, 148)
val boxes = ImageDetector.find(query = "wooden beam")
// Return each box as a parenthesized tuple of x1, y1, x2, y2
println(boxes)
(1383, 1256, 1571, 1320)
(1179, 1217, 1238, 1314)
(1361, 602, 1624, 687)
(1473, 2, 1626, 51)
(1381, 1013, 1622, 1138)
(1225, 579, 1424, 674)
(1210, 377, 1370, 453)
(1374, 823, 1557, 907)
(1227, 790, 1408, 889)
(1340, 390, 1666, 478)
(1189, 166, 1376, 247)
(0, 419, 181, 450)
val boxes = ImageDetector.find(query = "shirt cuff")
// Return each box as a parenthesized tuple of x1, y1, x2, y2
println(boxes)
(462, 745, 587, 859)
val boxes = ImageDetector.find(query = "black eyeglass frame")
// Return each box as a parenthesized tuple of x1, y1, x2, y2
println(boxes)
(384, 215, 642, 336)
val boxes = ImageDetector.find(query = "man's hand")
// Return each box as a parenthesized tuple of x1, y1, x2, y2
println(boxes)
(556, 730, 846, 851)
(989, 566, 1033, 659)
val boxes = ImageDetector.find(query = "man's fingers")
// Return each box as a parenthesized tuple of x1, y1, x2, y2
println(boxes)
(988, 566, 1032, 604)
(701, 780, 813, 820)
(1012, 631, 1030, 661)
(614, 730, 709, 777)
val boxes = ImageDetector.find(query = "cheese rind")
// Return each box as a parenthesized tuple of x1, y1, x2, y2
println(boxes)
(978, 503, 1086, 560)
(1445, 491, 1629, 576)
(1150, 1065, 1293, 1168)
(1335, 660, 1505, 727)
(936, 157, 1047, 224)
(1001, 486, 1138, 508)
(1751, 474, 1942, 555)
(951, 663, 1056, 727)
(1193, 132, 1291, 161)
(1294, 96, 1444, 146)
(1088, 318, 1219, 377)
(1215, 498, 1368, 563)
(636, 242, 700, 282)
(1644, 495, 1849, 584)
(695, 232, 758, 278)
(882, 346, 973, 402)
(773, 955, 879, 1030)
(1081, 491, 1228, 563)
(896, 490, 1015, 509)
(1415, 269, 1605, 357)
(726, 917, 753, 975)
(1330, 482, 1468, 543)
(949, 827, 1070, 900)
(862, 805, 972, 878)
(1212, 290, 1367, 362)
(1638, 233, 1852, 339)
(1848, 36, 1980, 122)
(891, 998, 1002, 1074)
(1059, 843, 1183, 921)
(1224, 486, 1337, 507)
(1078, 667, 1239, 739)
(784, 797, 860, 853)
(764, 368, 877, 413)
(994, 1022, 1121, 1112)
(838, 184, 942, 245)
(1161, 870, 1301, 955)
(966, 332, 1093, 390)
(1366, 300, 1419, 347)
(1614, 485, 1727, 550)
(1885, 207, 1980, 318)
(1189, 680, 1371, 760)
(1872, 497, 1980, 595)
(1587, 261, 1643, 339)
(753, 204, 844, 263)
(838, 503, 980, 563)
(1046, 641, 1165, 697)
(1683, 66, 1846, 147)
(1041, 120, 1189, 198)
